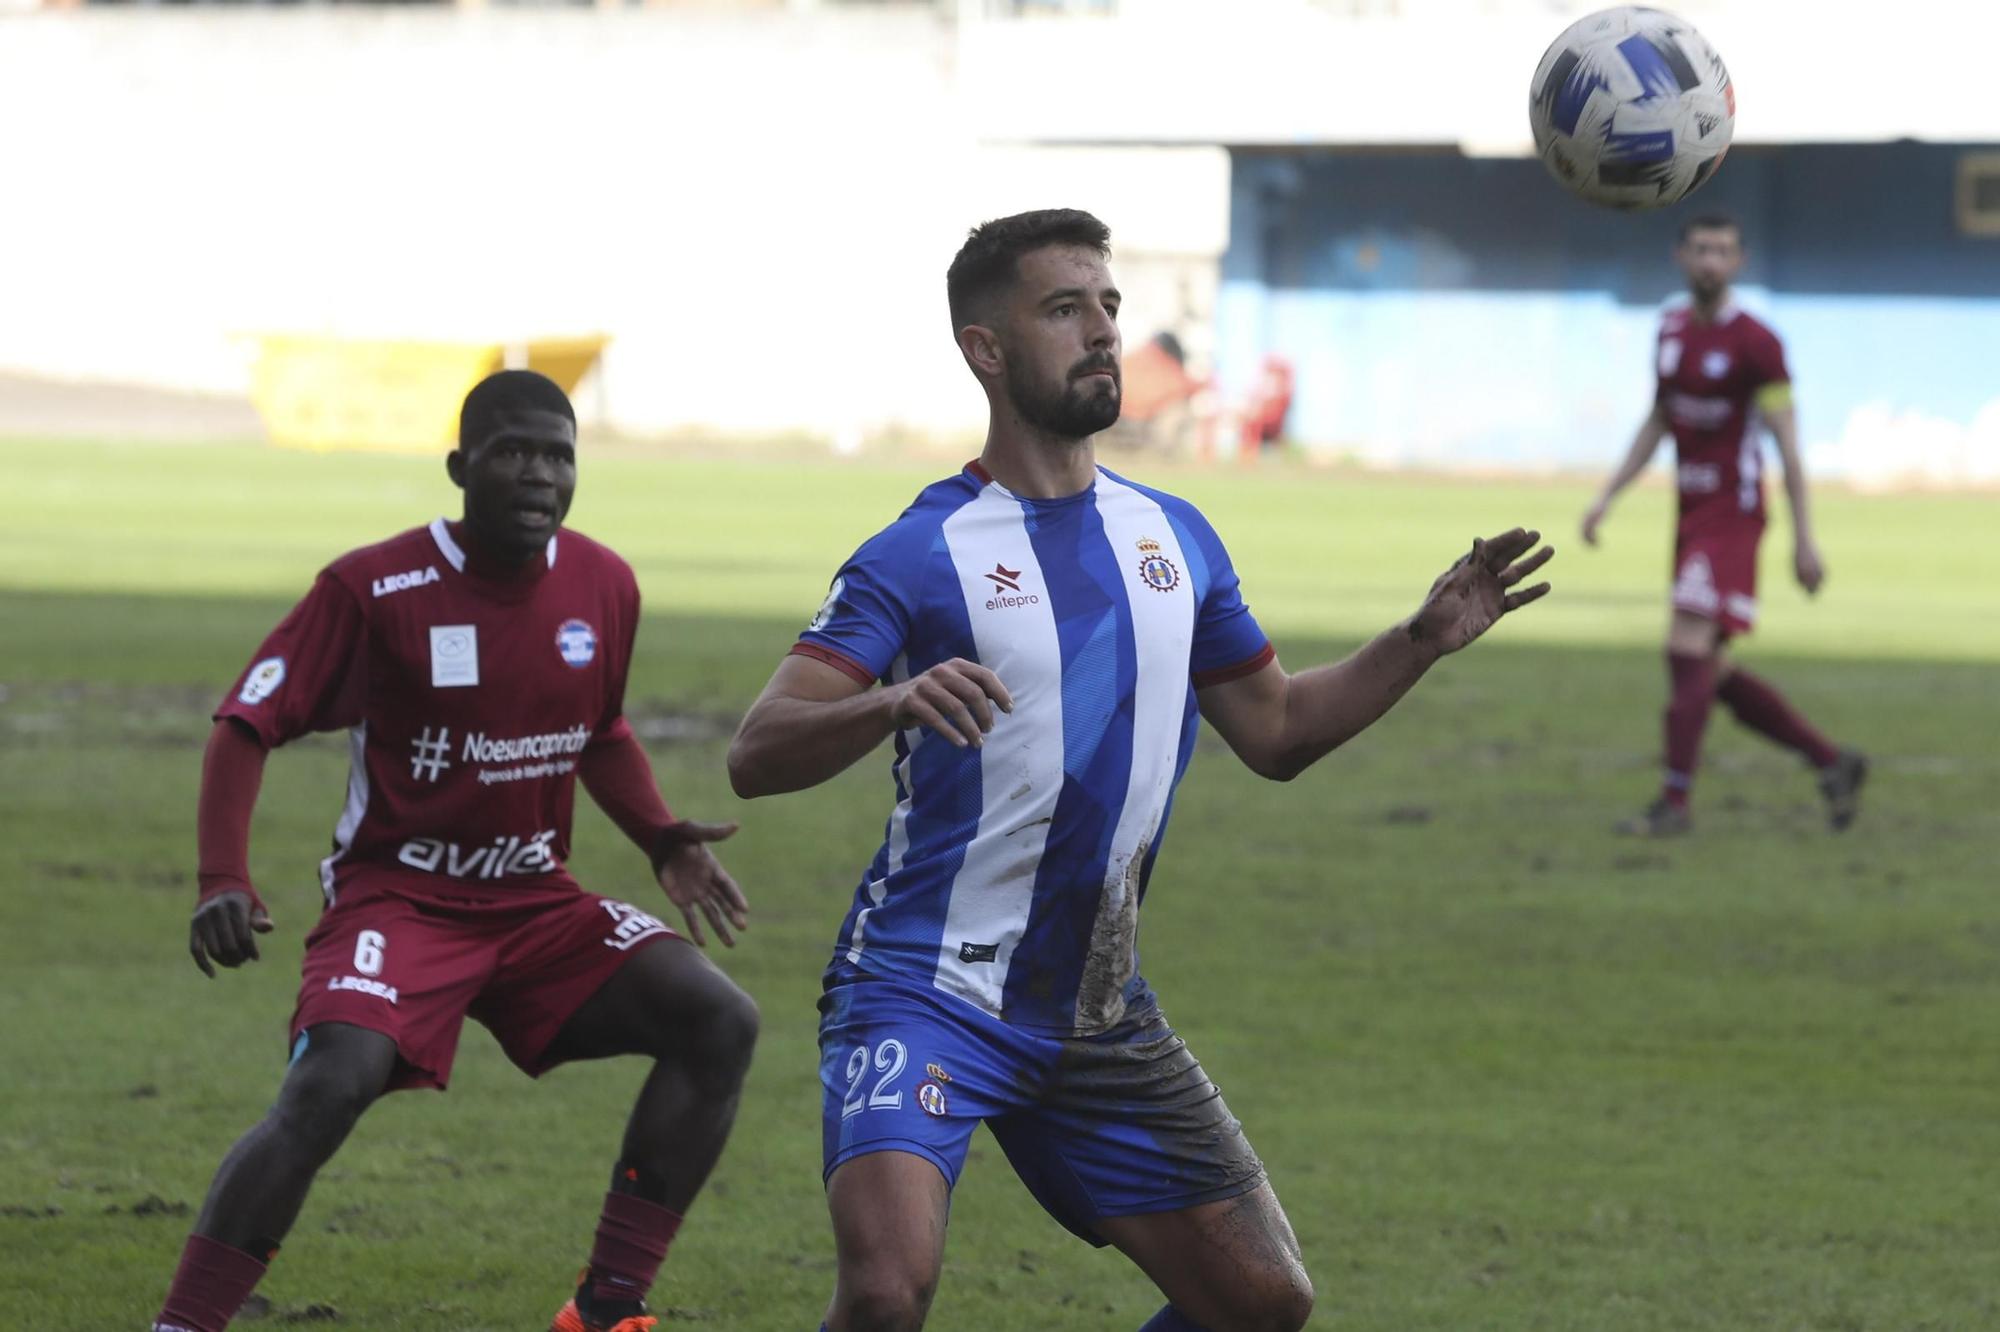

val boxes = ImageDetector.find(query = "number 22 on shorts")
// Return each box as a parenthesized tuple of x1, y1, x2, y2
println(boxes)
(840, 1039, 907, 1118)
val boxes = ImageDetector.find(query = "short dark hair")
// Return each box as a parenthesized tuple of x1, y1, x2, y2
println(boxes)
(946, 208, 1112, 330)
(1678, 212, 1742, 243)
(458, 369, 576, 452)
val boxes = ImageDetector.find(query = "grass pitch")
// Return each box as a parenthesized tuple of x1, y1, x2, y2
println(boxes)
(2, 440, 1996, 1330)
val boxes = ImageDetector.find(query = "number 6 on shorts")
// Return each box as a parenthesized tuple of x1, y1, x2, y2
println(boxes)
(353, 930, 387, 978)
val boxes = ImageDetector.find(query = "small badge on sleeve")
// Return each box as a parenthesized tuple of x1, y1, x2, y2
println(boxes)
(238, 657, 286, 705)
(429, 625, 480, 688)
(809, 575, 845, 632)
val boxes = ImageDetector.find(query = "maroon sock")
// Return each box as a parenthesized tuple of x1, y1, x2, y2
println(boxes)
(585, 1191, 682, 1310)
(1661, 651, 1717, 808)
(1716, 669, 1839, 768)
(154, 1234, 269, 1332)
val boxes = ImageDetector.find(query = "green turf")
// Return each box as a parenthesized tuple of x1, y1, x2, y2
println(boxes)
(2, 439, 1996, 1330)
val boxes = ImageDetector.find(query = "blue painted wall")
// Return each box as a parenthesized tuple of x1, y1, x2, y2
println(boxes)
(1217, 144, 2000, 479)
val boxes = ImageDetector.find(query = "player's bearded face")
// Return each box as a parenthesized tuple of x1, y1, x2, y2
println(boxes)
(1679, 230, 1742, 302)
(1004, 343, 1122, 439)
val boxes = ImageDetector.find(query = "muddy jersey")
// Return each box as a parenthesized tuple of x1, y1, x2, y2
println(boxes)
(1655, 300, 1790, 532)
(216, 518, 639, 903)
(794, 463, 1273, 1039)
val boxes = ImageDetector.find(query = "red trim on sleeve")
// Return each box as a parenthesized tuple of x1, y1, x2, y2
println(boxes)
(964, 459, 994, 485)
(788, 640, 877, 686)
(1192, 641, 1276, 690)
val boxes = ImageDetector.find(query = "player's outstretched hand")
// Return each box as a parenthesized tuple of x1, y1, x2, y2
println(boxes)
(888, 657, 1013, 749)
(1411, 528, 1556, 655)
(189, 889, 274, 978)
(653, 820, 749, 948)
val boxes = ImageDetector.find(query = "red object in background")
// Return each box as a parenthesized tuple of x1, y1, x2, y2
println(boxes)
(1239, 355, 1294, 457)
(1120, 337, 1201, 422)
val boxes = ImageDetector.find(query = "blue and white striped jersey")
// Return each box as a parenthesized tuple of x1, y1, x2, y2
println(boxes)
(793, 462, 1273, 1037)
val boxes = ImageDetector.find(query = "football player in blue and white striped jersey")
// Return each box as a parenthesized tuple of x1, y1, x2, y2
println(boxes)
(730, 209, 1554, 1332)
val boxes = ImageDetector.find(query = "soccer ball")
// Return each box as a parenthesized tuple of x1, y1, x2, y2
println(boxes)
(1528, 6, 1734, 210)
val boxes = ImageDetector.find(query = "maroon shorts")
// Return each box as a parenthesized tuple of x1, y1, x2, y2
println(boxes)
(292, 874, 677, 1090)
(1672, 519, 1763, 636)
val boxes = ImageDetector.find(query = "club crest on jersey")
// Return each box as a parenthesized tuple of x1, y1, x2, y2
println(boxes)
(1702, 350, 1732, 379)
(238, 656, 286, 705)
(1136, 537, 1181, 593)
(917, 1081, 948, 1117)
(555, 618, 597, 668)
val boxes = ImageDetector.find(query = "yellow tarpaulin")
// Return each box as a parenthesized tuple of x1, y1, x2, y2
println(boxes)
(250, 335, 609, 453)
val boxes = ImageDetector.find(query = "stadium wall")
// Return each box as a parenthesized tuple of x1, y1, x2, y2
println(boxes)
(0, 10, 1225, 443)
(1217, 144, 2000, 485)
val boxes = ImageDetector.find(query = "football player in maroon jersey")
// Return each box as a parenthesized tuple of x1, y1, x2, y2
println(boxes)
(154, 372, 755, 1332)
(1583, 216, 1866, 837)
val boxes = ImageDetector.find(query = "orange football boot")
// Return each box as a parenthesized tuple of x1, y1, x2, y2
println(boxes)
(549, 1272, 657, 1332)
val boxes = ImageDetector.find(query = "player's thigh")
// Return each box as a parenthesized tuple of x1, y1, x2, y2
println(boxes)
(1667, 607, 1724, 657)
(825, 1148, 952, 1326)
(819, 980, 1031, 1327)
(540, 929, 758, 1066)
(1096, 1182, 1313, 1332)
(988, 1011, 1267, 1249)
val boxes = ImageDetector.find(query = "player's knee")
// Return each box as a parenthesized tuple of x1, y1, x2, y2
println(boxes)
(1203, 1266, 1313, 1332)
(268, 1067, 378, 1160)
(1253, 1268, 1314, 1332)
(688, 980, 760, 1083)
(834, 1267, 936, 1332)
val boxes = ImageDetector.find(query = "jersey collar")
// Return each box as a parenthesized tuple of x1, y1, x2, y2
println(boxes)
(430, 517, 557, 579)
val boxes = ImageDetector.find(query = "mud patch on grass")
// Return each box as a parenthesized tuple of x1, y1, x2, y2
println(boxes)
(105, 1194, 189, 1218)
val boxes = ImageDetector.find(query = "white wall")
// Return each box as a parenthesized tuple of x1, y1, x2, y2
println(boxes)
(0, 9, 1227, 438)
(957, 0, 2000, 150)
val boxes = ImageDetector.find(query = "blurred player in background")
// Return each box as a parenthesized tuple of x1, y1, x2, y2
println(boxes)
(727, 209, 1554, 1332)
(152, 371, 757, 1332)
(1583, 215, 1867, 837)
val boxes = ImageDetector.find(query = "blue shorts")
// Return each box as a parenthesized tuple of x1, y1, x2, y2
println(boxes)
(817, 973, 1266, 1245)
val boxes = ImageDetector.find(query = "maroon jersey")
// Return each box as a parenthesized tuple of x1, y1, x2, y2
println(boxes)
(217, 518, 640, 905)
(1655, 301, 1789, 533)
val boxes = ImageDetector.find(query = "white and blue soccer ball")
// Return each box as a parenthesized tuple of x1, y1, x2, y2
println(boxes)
(1528, 6, 1734, 210)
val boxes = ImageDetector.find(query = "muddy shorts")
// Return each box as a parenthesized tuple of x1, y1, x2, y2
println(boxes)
(817, 972, 1266, 1244)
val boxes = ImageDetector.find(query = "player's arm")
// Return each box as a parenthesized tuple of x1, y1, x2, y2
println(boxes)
(189, 718, 276, 977)
(579, 727, 747, 946)
(728, 653, 1013, 798)
(1761, 385, 1823, 593)
(192, 571, 365, 976)
(1583, 400, 1670, 546)
(1199, 529, 1553, 782)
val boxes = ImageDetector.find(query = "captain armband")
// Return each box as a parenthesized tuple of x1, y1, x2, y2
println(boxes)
(1755, 381, 1794, 413)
